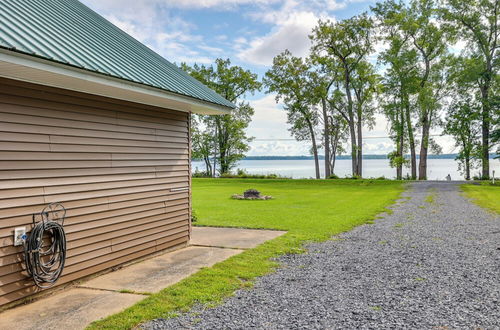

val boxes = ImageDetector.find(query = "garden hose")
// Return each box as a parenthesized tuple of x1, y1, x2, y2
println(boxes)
(24, 203, 67, 288)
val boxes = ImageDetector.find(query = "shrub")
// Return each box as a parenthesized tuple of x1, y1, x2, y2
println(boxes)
(220, 169, 290, 179)
(192, 170, 211, 178)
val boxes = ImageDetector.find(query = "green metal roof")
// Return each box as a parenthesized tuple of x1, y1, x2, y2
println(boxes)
(0, 0, 235, 109)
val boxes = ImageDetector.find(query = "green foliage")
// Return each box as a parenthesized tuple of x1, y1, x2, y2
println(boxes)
(191, 209, 198, 223)
(87, 179, 403, 329)
(440, 0, 500, 179)
(491, 95, 500, 158)
(263, 51, 322, 179)
(387, 151, 409, 169)
(182, 59, 261, 175)
(310, 13, 376, 177)
(373, 0, 420, 180)
(219, 169, 291, 179)
(344, 174, 362, 180)
(191, 170, 211, 178)
(443, 74, 482, 179)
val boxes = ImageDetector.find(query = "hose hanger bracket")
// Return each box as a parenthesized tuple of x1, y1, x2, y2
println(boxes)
(25, 202, 67, 289)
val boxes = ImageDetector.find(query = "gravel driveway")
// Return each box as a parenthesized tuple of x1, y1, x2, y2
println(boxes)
(144, 182, 500, 329)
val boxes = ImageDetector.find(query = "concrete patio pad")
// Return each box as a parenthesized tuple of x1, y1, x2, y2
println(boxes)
(0, 288, 143, 330)
(0, 227, 286, 330)
(190, 227, 286, 249)
(79, 246, 242, 293)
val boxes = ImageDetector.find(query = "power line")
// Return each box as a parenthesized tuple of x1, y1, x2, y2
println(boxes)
(253, 134, 442, 141)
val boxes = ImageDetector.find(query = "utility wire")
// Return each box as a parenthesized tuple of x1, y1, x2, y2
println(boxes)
(253, 134, 442, 141)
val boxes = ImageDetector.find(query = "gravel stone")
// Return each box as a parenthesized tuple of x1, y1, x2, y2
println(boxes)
(143, 182, 500, 329)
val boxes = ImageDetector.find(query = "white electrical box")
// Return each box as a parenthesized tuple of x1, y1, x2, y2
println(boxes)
(14, 227, 26, 246)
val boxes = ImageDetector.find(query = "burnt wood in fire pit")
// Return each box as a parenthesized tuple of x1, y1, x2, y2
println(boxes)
(232, 189, 272, 200)
(244, 189, 260, 198)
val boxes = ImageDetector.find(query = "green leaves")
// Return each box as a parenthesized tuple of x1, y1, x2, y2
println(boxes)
(184, 59, 260, 175)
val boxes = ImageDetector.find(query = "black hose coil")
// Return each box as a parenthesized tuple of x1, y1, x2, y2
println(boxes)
(24, 204, 67, 288)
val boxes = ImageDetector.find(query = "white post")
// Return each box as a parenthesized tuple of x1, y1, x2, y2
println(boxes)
(493, 170, 495, 185)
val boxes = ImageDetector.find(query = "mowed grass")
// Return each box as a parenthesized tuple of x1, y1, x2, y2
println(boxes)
(88, 178, 404, 330)
(461, 184, 500, 214)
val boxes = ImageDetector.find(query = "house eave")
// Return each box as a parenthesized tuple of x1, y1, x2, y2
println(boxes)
(0, 49, 232, 115)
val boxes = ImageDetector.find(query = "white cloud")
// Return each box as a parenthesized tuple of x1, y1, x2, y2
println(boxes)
(234, 0, 364, 66)
(169, 0, 280, 9)
(82, 0, 216, 64)
(246, 94, 313, 156)
(247, 94, 289, 138)
(238, 11, 323, 66)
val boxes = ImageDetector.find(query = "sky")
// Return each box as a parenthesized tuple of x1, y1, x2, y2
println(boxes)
(81, 0, 457, 156)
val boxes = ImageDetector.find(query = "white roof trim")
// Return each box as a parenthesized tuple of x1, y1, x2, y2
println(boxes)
(0, 49, 231, 115)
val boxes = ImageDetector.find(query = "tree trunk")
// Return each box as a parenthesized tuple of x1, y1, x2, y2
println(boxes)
(396, 133, 402, 180)
(405, 102, 417, 180)
(356, 112, 363, 177)
(307, 119, 320, 179)
(480, 85, 490, 179)
(344, 68, 357, 176)
(465, 157, 470, 180)
(213, 120, 218, 177)
(332, 152, 337, 173)
(330, 130, 340, 174)
(309, 123, 320, 179)
(418, 114, 430, 180)
(204, 156, 212, 177)
(348, 122, 357, 177)
(397, 101, 405, 180)
(417, 55, 431, 181)
(322, 98, 331, 178)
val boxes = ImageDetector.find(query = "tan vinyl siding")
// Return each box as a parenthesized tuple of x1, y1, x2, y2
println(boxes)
(0, 78, 191, 306)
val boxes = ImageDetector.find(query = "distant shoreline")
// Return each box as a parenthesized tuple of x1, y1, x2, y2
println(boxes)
(241, 154, 454, 160)
(194, 154, 498, 161)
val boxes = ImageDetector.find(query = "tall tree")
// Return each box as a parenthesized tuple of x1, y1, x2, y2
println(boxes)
(405, 0, 448, 180)
(492, 94, 500, 159)
(182, 59, 261, 175)
(309, 55, 348, 178)
(309, 69, 335, 178)
(310, 13, 375, 177)
(441, 0, 500, 179)
(190, 115, 215, 176)
(351, 61, 379, 176)
(326, 114, 349, 175)
(444, 93, 481, 180)
(264, 51, 322, 179)
(373, 0, 420, 179)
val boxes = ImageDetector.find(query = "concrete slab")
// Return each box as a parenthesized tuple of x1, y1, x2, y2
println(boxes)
(191, 227, 286, 249)
(0, 288, 142, 330)
(0, 227, 286, 330)
(79, 246, 242, 293)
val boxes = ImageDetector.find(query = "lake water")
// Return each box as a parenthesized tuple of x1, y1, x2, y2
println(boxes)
(192, 158, 500, 180)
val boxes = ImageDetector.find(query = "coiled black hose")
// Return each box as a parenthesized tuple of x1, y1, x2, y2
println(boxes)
(24, 205, 67, 288)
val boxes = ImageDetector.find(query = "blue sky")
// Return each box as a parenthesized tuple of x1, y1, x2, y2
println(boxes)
(81, 0, 455, 156)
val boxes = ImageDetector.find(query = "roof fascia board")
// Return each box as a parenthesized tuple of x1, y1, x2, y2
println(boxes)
(0, 49, 232, 115)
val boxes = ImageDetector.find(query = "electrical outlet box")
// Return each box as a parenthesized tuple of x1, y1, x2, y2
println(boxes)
(14, 227, 26, 246)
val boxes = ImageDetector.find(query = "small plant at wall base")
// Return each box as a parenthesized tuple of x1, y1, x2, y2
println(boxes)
(191, 210, 198, 223)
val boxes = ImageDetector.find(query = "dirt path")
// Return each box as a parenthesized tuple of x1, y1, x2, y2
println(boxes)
(145, 182, 500, 329)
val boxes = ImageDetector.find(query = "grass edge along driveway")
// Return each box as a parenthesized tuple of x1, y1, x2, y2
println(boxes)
(461, 183, 500, 214)
(87, 179, 404, 330)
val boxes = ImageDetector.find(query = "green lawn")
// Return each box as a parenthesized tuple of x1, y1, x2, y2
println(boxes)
(88, 179, 404, 329)
(461, 184, 500, 214)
